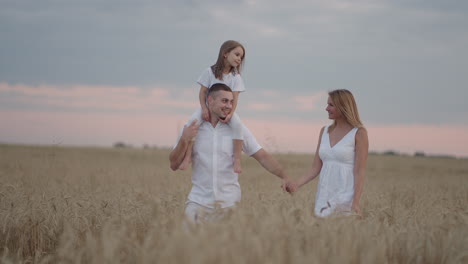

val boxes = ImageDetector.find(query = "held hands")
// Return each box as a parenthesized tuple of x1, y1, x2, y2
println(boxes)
(182, 120, 200, 143)
(282, 179, 299, 194)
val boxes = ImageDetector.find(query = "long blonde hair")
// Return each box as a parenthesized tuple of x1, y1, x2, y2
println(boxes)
(329, 89, 363, 129)
(211, 40, 245, 80)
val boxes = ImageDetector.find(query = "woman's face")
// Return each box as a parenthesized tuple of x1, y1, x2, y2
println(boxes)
(326, 96, 341, 120)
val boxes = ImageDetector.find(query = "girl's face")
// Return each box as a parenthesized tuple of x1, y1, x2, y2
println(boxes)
(224, 46, 244, 69)
(326, 96, 341, 120)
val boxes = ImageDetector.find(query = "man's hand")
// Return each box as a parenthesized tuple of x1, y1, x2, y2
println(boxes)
(282, 179, 299, 194)
(202, 108, 210, 122)
(182, 120, 200, 143)
(169, 120, 200, 171)
(281, 178, 290, 193)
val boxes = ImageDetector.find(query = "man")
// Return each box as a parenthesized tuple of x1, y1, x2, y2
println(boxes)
(169, 83, 290, 223)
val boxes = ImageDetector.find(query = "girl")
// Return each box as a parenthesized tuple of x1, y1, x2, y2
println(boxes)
(179, 40, 246, 173)
(286, 89, 369, 217)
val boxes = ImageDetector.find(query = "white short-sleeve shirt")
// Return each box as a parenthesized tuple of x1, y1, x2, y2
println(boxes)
(174, 122, 261, 208)
(197, 67, 246, 92)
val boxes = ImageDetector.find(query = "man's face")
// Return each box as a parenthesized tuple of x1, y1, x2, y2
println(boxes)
(208, 90, 233, 120)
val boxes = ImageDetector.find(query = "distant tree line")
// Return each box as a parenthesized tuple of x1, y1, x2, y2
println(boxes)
(113, 142, 161, 149)
(369, 150, 456, 159)
(113, 142, 459, 159)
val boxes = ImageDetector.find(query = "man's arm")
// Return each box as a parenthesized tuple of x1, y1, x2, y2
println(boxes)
(251, 149, 290, 190)
(169, 120, 200, 171)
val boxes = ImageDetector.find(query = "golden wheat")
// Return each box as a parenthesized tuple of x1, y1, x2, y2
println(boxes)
(0, 144, 467, 263)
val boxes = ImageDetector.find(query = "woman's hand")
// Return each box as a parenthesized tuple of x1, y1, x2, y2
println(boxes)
(283, 180, 299, 194)
(351, 204, 362, 215)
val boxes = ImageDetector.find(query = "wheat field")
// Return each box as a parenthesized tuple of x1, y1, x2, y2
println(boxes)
(0, 144, 467, 263)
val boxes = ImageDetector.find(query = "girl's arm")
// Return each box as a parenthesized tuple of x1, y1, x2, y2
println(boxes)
(288, 127, 324, 192)
(199, 85, 209, 121)
(351, 127, 369, 213)
(231, 91, 240, 114)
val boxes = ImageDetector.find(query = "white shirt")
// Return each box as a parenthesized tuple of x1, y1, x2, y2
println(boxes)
(175, 121, 261, 208)
(197, 67, 246, 92)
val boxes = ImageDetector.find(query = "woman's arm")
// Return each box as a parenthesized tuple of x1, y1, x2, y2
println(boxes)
(351, 127, 369, 213)
(288, 127, 325, 192)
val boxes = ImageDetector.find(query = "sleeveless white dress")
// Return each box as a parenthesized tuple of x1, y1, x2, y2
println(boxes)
(314, 125, 358, 217)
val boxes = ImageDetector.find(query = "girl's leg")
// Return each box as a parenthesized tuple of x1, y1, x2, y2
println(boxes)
(230, 113, 244, 173)
(179, 108, 203, 170)
(233, 139, 242, 173)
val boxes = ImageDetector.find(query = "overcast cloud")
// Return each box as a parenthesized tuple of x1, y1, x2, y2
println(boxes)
(1, 0, 468, 154)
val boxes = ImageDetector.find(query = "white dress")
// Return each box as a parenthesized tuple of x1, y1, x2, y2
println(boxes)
(314, 125, 358, 217)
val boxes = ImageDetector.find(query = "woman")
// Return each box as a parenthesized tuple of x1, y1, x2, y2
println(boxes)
(287, 89, 369, 217)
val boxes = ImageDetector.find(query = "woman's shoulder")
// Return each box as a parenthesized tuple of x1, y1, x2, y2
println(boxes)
(356, 126, 367, 134)
(355, 127, 368, 140)
(319, 125, 327, 136)
(322, 124, 332, 133)
(316, 126, 327, 145)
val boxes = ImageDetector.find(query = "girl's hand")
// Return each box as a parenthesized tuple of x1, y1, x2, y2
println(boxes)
(220, 113, 232, 123)
(202, 108, 210, 122)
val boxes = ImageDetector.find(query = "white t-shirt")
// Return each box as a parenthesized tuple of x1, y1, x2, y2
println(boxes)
(197, 67, 246, 92)
(174, 122, 261, 208)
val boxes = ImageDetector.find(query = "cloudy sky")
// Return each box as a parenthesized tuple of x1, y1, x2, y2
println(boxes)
(1, 0, 467, 157)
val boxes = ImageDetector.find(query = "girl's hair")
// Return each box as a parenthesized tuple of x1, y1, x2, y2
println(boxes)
(328, 89, 363, 129)
(211, 40, 245, 80)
